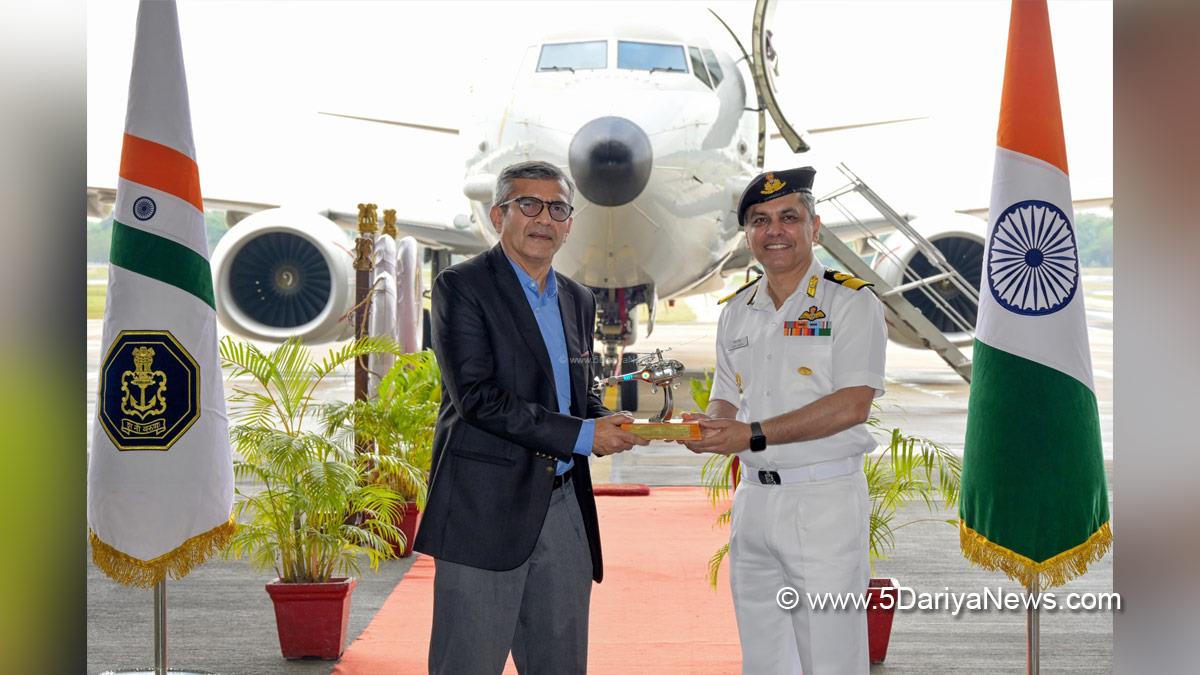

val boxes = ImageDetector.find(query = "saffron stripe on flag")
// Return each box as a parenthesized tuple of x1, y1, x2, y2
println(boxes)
(119, 133, 203, 212)
(110, 220, 215, 309)
(996, 0, 1068, 176)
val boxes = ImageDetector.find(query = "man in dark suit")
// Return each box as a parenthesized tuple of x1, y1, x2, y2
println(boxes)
(414, 160, 647, 674)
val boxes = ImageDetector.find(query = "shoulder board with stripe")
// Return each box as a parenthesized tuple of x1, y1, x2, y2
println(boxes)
(718, 276, 762, 304)
(823, 269, 873, 291)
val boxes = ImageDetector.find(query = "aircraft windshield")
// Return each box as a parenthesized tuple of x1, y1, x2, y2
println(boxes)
(617, 41, 687, 73)
(537, 41, 607, 71)
(688, 47, 712, 88)
(702, 48, 723, 85)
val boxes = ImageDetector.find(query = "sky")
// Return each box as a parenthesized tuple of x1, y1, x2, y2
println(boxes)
(86, 0, 1112, 221)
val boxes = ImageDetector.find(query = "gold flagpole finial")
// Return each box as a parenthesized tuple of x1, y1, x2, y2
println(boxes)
(356, 203, 379, 234)
(382, 209, 398, 237)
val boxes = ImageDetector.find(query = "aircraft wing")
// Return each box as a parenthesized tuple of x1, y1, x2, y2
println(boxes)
(957, 196, 1113, 220)
(87, 186, 279, 223)
(89, 183, 493, 255)
(321, 208, 492, 254)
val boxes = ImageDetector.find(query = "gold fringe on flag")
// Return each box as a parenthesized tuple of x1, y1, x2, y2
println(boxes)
(89, 517, 236, 588)
(959, 520, 1112, 589)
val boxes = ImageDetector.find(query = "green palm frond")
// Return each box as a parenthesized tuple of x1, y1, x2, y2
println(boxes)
(714, 506, 732, 527)
(312, 336, 404, 383)
(706, 543, 729, 589)
(329, 353, 440, 506)
(689, 370, 713, 413)
(700, 453, 737, 505)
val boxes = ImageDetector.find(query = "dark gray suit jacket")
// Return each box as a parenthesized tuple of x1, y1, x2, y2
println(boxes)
(413, 244, 612, 582)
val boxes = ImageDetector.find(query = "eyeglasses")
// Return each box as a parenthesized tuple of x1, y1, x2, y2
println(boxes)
(498, 196, 575, 222)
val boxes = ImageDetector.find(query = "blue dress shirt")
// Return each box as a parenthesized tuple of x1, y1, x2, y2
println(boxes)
(506, 254, 594, 475)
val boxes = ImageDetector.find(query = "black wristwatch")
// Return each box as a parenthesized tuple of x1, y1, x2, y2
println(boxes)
(749, 421, 767, 452)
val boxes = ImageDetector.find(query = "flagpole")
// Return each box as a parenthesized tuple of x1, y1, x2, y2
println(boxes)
(354, 203, 378, 426)
(1026, 577, 1040, 675)
(154, 581, 166, 675)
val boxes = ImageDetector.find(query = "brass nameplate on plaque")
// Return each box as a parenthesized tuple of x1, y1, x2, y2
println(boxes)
(620, 422, 702, 440)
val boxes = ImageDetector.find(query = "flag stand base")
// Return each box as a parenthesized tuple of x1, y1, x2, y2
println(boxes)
(98, 581, 217, 675)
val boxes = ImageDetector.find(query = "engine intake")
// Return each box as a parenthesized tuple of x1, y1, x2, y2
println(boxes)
(871, 214, 987, 349)
(210, 208, 355, 343)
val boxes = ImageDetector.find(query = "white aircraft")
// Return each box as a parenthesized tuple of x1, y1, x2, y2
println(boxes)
(87, 2, 1028, 386)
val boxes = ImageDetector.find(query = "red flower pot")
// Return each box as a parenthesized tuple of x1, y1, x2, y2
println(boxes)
(393, 500, 421, 558)
(265, 577, 357, 660)
(866, 577, 899, 664)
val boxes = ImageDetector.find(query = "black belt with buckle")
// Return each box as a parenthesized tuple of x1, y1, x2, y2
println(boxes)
(758, 470, 782, 485)
(553, 471, 573, 490)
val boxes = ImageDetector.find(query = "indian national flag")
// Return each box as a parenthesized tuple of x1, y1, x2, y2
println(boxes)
(959, 0, 1110, 588)
(88, 0, 234, 588)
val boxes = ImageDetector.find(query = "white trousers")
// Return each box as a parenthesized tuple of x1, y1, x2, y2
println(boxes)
(729, 470, 870, 675)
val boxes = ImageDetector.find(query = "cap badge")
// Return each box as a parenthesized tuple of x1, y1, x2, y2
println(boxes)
(760, 173, 786, 195)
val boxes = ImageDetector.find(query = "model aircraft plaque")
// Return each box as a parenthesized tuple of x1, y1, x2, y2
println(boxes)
(620, 421, 701, 440)
(593, 349, 700, 439)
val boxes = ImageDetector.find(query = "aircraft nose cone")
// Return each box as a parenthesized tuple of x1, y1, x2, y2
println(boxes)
(568, 116, 652, 207)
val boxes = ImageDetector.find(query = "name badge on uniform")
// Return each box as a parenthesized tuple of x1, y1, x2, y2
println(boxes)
(727, 336, 749, 350)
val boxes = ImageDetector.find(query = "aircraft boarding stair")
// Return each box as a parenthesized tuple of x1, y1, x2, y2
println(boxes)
(817, 164, 977, 383)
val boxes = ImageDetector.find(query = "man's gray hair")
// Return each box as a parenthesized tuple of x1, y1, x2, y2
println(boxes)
(798, 191, 817, 221)
(491, 160, 576, 208)
(744, 190, 818, 226)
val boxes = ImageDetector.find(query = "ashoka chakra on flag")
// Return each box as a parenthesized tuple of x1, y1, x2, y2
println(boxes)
(986, 199, 1079, 316)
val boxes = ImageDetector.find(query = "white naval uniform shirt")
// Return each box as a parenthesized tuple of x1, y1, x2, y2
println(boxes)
(709, 258, 887, 470)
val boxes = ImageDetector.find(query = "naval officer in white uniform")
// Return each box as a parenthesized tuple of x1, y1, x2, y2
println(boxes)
(684, 166, 886, 674)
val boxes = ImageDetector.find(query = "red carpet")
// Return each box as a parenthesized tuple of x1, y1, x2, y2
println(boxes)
(333, 487, 741, 674)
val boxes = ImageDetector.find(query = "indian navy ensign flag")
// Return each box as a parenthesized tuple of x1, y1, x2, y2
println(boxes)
(959, 0, 1110, 588)
(88, 0, 234, 588)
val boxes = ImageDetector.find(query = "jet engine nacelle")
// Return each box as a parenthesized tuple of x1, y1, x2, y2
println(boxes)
(210, 208, 356, 343)
(871, 213, 987, 349)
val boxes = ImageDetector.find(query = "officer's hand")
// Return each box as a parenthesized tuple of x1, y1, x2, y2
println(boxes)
(675, 412, 710, 446)
(685, 418, 751, 455)
(593, 412, 649, 456)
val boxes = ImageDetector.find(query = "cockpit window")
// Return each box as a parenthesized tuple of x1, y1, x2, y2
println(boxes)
(688, 47, 712, 88)
(537, 41, 607, 72)
(702, 49, 724, 85)
(617, 41, 687, 73)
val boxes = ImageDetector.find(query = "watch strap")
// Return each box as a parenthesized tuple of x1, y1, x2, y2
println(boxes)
(749, 421, 766, 452)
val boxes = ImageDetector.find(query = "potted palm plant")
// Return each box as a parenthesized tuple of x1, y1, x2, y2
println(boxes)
(220, 335, 411, 660)
(693, 371, 961, 664)
(323, 350, 440, 557)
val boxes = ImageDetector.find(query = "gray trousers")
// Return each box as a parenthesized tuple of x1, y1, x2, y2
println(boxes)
(429, 479, 593, 675)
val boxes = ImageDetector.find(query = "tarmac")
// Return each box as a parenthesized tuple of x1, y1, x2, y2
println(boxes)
(86, 276, 1115, 674)
(86, 486, 1114, 674)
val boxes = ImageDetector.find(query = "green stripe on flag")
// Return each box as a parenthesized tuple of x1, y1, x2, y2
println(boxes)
(960, 339, 1109, 571)
(110, 220, 215, 309)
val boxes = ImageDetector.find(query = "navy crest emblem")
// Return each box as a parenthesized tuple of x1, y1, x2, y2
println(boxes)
(987, 199, 1079, 316)
(98, 330, 200, 451)
(132, 196, 157, 221)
